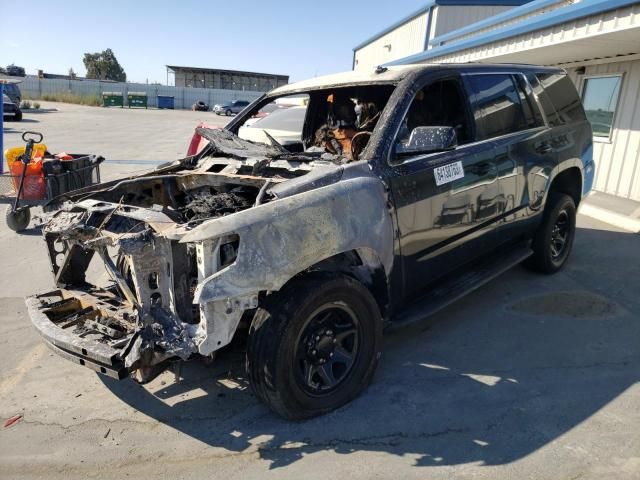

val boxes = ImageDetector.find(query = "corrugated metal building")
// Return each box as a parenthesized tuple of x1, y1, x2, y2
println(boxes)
(352, 0, 532, 71)
(167, 66, 289, 92)
(354, 0, 640, 201)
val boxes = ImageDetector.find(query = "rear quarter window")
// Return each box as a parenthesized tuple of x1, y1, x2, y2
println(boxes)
(535, 73, 586, 126)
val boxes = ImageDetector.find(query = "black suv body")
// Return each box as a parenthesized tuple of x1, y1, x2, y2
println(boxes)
(27, 64, 593, 419)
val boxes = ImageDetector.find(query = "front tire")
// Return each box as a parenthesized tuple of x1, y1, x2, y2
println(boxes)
(525, 193, 576, 273)
(225, 109, 232, 116)
(14, 110, 23, 121)
(247, 274, 382, 420)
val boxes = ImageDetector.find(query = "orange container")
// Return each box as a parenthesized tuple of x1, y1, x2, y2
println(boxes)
(5, 144, 48, 201)
(9, 159, 47, 200)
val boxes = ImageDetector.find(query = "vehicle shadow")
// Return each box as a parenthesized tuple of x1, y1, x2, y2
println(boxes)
(100, 225, 640, 469)
(14, 225, 43, 236)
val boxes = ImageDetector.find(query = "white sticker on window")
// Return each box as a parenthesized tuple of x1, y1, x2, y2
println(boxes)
(434, 161, 464, 186)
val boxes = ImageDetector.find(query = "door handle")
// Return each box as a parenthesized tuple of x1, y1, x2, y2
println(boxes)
(536, 142, 553, 154)
(472, 162, 492, 176)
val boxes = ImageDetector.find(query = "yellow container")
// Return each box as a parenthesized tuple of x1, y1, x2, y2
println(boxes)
(4, 144, 48, 166)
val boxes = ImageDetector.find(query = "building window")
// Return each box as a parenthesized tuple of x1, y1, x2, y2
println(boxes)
(581, 75, 622, 139)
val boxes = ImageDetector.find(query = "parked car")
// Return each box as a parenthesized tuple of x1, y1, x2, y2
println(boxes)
(242, 102, 293, 127)
(27, 64, 593, 420)
(3, 82, 21, 105)
(238, 106, 306, 146)
(3, 93, 22, 121)
(213, 99, 250, 116)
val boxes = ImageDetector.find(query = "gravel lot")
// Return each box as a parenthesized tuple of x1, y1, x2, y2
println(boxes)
(1, 103, 639, 480)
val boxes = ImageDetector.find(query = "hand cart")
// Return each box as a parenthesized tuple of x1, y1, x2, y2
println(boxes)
(1, 131, 104, 232)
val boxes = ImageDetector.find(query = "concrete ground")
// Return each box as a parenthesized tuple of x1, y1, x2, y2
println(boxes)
(3, 101, 231, 165)
(1, 103, 639, 479)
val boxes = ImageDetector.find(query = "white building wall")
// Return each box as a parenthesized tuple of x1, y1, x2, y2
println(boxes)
(435, 0, 572, 45)
(431, 5, 514, 40)
(354, 13, 429, 71)
(423, 3, 640, 65)
(567, 60, 640, 201)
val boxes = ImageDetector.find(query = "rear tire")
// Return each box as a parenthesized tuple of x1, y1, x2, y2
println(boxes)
(14, 110, 23, 121)
(5, 206, 31, 232)
(525, 193, 576, 273)
(246, 274, 382, 420)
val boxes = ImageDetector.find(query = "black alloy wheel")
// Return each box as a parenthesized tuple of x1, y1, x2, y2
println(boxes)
(550, 209, 570, 260)
(294, 303, 360, 395)
(524, 192, 576, 274)
(246, 274, 382, 420)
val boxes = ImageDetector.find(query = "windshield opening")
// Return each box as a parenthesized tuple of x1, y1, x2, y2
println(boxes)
(235, 85, 395, 162)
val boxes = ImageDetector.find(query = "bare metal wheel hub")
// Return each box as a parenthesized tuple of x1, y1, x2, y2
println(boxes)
(295, 304, 360, 395)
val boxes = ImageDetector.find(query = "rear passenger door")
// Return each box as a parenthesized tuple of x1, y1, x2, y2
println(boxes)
(462, 72, 551, 235)
(524, 72, 587, 210)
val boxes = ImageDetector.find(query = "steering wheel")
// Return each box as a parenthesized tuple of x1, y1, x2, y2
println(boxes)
(350, 131, 372, 161)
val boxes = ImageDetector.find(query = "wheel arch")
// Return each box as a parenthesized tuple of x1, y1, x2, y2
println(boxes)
(272, 248, 391, 321)
(548, 163, 583, 208)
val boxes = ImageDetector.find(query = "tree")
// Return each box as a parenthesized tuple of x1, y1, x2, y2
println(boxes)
(83, 49, 126, 82)
(68, 67, 76, 79)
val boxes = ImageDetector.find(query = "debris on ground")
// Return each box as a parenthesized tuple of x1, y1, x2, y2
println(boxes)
(4, 414, 23, 428)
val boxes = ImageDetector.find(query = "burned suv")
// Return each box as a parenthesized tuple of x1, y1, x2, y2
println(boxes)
(28, 64, 594, 419)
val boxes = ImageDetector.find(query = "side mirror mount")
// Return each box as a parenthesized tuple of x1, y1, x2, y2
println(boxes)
(395, 126, 458, 156)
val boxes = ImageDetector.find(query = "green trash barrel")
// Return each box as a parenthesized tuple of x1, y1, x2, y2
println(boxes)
(102, 92, 124, 107)
(127, 92, 148, 109)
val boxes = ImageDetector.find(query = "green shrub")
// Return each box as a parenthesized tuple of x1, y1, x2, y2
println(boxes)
(21, 100, 32, 109)
(33, 102, 40, 109)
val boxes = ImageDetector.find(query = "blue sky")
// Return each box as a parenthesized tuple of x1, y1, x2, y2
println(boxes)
(1, 0, 427, 84)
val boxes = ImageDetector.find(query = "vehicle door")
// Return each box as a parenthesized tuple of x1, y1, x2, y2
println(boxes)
(234, 101, 248, 114)
(462, 72, 549, 238)
(387, 73, 501, 299)
(527, 72, 590, 209)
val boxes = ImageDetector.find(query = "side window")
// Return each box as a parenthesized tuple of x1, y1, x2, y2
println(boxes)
(514, 74, 544, 128)
(398, 78, 472, 145)
(526, 73, 560, 126)
(465, 74, 528, 140)
(536, 73, 586, 125)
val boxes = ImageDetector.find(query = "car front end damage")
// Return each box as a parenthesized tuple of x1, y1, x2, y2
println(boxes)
(26, 183, 259, 381)
(26, 128, 394, 382)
